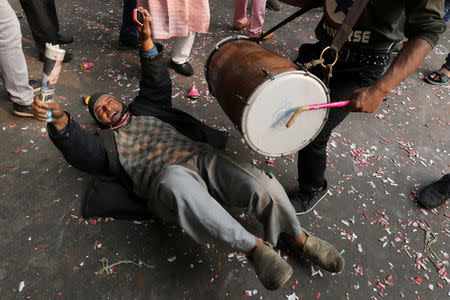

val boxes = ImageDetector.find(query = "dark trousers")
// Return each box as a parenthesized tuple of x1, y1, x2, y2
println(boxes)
(295, 43, 385, 190)
(119, 0, 137, 44)
(19, 0, 59, 53)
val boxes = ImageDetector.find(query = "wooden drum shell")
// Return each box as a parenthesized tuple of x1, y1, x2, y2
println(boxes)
(206, 39, 298, 128)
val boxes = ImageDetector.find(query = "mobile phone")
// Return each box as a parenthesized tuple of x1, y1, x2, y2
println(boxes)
(133, 9, 145, 26)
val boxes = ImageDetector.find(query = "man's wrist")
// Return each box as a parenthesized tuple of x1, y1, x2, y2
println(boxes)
(141, 39, 154, 52)
(51, 113, 69, 131)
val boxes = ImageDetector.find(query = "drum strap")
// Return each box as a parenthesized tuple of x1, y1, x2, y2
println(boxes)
(319, 0, 370, 86)
(255, 2, 318, 42)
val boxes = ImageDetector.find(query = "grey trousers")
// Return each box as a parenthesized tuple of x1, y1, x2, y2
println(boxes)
(148, 150, 303, 252)
(0, 0, 33, 106)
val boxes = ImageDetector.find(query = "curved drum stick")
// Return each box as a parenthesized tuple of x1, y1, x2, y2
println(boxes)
(286, 100, 351, 128)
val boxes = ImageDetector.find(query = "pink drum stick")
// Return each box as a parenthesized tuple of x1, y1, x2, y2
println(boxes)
(286, 100, 350, 128)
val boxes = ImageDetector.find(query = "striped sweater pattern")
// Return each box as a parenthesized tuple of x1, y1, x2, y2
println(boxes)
(114, 116, 210, 197)
(138, 0, 210, 39)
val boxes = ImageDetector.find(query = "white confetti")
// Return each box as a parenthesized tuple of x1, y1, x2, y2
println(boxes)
(285, 292, 299, 300)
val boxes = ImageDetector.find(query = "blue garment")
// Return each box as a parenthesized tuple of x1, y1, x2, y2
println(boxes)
(442, 0, 450, 69)
(444, 0, 450, 23)
(119, 0, 137, 44)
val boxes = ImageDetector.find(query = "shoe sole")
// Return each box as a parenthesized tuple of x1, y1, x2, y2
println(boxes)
(13, 110, 33, 117)
(295, 190, 328, 216)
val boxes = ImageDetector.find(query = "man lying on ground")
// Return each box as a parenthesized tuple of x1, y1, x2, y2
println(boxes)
(32, 8, 344, 290)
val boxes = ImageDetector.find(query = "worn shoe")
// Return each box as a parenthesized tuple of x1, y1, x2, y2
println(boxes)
(289, 180, 328, 215)
(266, 0, 281, 11)
(417, 174, 450, 209)
(301, 231, 344, 273)
(117, 40, 141, 50)
(39, 52, 72, 63)
(56, 34, 74, 44)
(251, 242, 293, 290)
(233, 19, 250, 30)
(13, 102, 34, 117)
(169, 60, 194, 76)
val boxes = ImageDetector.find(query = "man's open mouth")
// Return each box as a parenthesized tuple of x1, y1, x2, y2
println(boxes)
(110, 111, 119, 122)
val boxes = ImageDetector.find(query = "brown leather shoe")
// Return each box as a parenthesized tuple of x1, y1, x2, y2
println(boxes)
(251, 242, 293, 290)
(234, 19, 250, 30)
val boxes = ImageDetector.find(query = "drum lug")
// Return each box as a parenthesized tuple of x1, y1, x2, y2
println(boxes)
(236, 94, 248, 106)
(262, 68, 274, 80)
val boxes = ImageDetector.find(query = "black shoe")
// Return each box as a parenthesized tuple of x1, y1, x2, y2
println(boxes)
(417, 174, 450, 209)
(56, 34, 74, 44)
(266, 0, 281, 11)
(39, 52, 72, 63)
(29, 79, 41, 96)
(117, 40, 141, 50)
(13, 102, 34, 117)
(169, 60, 194, 76)
(289, 181, 328, 215)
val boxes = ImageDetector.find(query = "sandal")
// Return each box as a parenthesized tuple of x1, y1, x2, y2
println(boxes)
(424, 70, 449, 85)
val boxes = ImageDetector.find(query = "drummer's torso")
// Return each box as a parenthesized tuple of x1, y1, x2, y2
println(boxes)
(315, 0, 444, 53)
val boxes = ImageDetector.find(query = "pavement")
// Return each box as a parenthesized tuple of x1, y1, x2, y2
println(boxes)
(0, 0, 449, 299)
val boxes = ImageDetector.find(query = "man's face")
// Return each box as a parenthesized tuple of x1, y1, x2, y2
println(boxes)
(94, 95, 123, 124)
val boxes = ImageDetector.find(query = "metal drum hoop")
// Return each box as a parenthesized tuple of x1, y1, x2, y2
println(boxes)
(241, 70, 330, 157)
(204, 35, 251, 97)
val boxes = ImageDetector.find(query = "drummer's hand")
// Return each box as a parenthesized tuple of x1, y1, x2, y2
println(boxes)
(344, 85, 385, 113)
(136, 7, 154, 51)
(32, 95, 68, 130)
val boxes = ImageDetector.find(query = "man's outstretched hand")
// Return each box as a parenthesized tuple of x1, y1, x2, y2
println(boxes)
(135, 7, 154, 51)
(32, 95, 69, 131)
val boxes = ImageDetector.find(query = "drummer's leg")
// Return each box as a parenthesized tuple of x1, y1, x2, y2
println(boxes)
(297, 65, 385, 191)
(248, 0, 267, 37)
(197, 150, 303, 246)
(234, 0, 249, 28)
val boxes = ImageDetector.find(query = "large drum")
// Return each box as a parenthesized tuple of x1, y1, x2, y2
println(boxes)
(205, 36, 330, 156)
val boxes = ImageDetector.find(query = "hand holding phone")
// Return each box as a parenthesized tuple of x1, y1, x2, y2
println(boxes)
(133, 8, 145, 26)
(134, 8, 154, 51)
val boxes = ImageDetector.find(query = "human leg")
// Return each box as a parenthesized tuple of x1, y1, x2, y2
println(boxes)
(0, 0, 34, 110)
(197, 150, 344, 272)
(149, 163, 294, 289)
(19, 0, 59, 52)
(248, 0, 268, 37)
(119, 0, 138, 48)
(171, 32, 195, 65)
(169, 32, 195, 76)
(234, 0, 249, 28)
(294, 44, 384, 213)
(197, 150, 302, 245)
(149, 164, 256, 252)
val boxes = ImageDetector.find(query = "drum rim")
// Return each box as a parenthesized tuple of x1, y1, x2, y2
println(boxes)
(204, 35, 250, 97)
(241, 70, 330, 157)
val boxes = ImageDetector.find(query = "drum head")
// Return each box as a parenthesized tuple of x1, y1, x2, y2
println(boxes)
(242, 71, 329, 156)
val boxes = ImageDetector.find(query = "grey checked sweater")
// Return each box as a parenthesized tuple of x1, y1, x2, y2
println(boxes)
(114, 116, 211, 198)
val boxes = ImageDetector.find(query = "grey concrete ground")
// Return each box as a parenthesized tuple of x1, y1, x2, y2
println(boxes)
(0, 0, 449, 299)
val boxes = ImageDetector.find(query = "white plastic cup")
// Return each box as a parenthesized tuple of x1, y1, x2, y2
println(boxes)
(40, 43, 65, 122)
